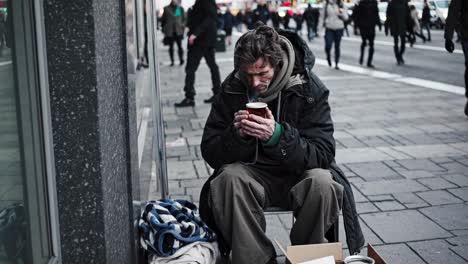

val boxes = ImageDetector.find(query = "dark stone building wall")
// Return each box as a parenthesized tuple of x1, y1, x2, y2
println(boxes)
(44, 0, 137, 262)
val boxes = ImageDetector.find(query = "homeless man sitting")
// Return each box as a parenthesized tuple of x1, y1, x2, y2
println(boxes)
(198, 24, 365, 264)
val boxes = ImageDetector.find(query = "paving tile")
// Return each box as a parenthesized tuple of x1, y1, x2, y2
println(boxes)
(373, 201, 405, 211)
(451, 230, 468, 237)
(430, 157, 456, 164)
(420, 204, 468, 230)
(167, 160, 196, 180)
(393, 193, 429, 208)
(360, 210, 451, 243)
(443, 174, 468, 187)
(416, 190, 463, 206)
(277, 213, 294, 231)
(353, 179, 428, 196)
(398, 170, 438, 179)
(346, 162, 401, 182)
(451, 246, 468, 262)
(417, 177, 458, 190)
(193, 160, 210, 179)
(266, 214, 292, 253)
(351, 186, 369, 202)
(336, 148, 393, 164)
(408, 240, 467, 264)
(447, 234, 468, 246)
(373, 244, 425, 264)
(447, 187, 468, 201)
(339, 216, 383, 248)
(348, 177, 365, 184)
(367, 195, 394, 202)
(396, 159, 446, 172)
(355, 202, 380, 214)
(440, 162, 468, 174)
(393, 144, 466, 159)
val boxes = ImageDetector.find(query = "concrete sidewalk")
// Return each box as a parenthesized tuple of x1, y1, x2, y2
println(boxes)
(154, 36, 468, 263)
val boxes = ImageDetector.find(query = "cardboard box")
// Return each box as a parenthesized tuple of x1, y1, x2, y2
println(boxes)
(275, 241, 387, 264)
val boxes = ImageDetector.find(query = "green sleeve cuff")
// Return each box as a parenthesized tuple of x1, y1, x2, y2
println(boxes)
(263, 123, 283, 147)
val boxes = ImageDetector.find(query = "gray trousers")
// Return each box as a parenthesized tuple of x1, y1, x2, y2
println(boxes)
(209, 162, 344, 264)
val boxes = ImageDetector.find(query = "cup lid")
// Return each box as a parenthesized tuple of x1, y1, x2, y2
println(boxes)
(246, 102, 267, 108)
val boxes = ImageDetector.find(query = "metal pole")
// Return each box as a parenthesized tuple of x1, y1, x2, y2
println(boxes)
(147, 0, 169, 199)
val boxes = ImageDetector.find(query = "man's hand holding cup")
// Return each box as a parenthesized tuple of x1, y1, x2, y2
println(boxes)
(234, 102, 276, 141)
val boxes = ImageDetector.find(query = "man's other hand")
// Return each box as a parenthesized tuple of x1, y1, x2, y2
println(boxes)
(188, 34, 197, 45)
(445, 39, 455, 53)
(240, 108, 276, 141)
(233, 110, 250, 138)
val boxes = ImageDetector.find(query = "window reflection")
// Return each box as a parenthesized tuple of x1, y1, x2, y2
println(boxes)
(0, 1, 28, 263)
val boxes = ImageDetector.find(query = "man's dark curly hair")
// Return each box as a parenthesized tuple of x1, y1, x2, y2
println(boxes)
(234, 24, 283, 70)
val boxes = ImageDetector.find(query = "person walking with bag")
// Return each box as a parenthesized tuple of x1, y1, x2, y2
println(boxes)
(322, 0, 348, 70)
(161, 0, 186, 66)
(409, 5, 426, 45)
(354, 0, 381, 68)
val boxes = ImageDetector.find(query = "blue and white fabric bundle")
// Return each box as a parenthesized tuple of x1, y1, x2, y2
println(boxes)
(138, 199, 217, 257)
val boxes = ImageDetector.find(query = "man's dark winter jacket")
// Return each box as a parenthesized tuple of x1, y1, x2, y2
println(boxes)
(198, 29, 365, 255)
(386, 0, 411, 36)
(354, 0, 381, 31)
(186, 0, 217, 47)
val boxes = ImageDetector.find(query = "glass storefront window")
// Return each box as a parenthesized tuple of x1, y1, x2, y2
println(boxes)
(0, 0, 58, 263)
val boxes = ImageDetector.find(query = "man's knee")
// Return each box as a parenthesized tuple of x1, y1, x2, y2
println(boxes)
(211, 163, 252, 189)
(298, 169, 344, 202)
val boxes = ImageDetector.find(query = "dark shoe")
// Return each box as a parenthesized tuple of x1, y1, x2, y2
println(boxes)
(465, 101, 468, 117)
(367, 64, 375, 68)
(204, 95, 216, 104)
(180, 59, 184, 66)
(335, 65, 340, 70)
(400, 57, 405, 65)
(359, 57, 363, 65)
(174, 98, 195, 107)
(170, 62, 175, 67)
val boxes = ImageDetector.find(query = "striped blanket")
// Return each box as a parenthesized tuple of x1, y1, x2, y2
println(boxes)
(138, 199, 217, 257)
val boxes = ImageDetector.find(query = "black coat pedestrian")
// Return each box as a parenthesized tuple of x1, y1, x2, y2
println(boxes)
(422, 5, 431, 24)
(386, 0, 411, 36)
(270, 10, 281, 28)
(354, 0, 381, 32)
(199, 29, 365, 256)
(186, 0, 217, 47)
(254, 4, 270, 24)
(303, 6, 316, 26)
(445, 0, 468, 41)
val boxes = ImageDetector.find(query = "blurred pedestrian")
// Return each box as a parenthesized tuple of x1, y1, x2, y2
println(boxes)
(421, 0, 431, 42)
(175, 0, 221, 107)
(444, 0, 468, 116)
(323, 0, 349, 69)
(354, 0, 381, 68)
(161, 0, 186, 66)
(235, 10, 244, 32)
(217, 7, 225, 31)
(282, 10, 292, 30)
(254, 1, 270, 25)
(312, 6, 320, 37)
(244, 8, 255, 30)
(303, 4, 317, 41)
(270, 6, 281, 30)
(224, 7, 234, 46)
(409, 5, 426, 45)
(293, 10, 304, 35)
(386, 0, 411, 65)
